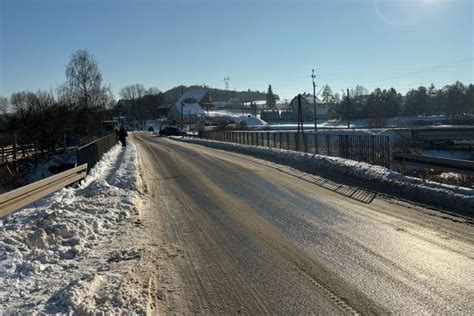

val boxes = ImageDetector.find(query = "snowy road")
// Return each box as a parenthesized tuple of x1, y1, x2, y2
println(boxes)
(135, 133, 473, 314)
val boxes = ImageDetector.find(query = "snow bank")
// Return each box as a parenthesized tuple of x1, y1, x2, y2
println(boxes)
(239, 115, 267, 126)
(172, 137, 474, 217)
(0, 140, 142, 313)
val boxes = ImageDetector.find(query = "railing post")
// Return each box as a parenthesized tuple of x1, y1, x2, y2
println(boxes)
(371, 136, 375, 164)
(13, 134, 17, 161)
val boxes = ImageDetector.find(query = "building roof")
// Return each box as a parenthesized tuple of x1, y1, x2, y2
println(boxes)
(173, 103, 205, 115)
(175, 89, 209, 106)
(290, 94, 322, 105)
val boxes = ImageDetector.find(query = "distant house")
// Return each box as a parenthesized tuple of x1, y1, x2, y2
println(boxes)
(157, 104, 172, 117)
(242, 99, 289, 111)
(168, 103, 205, 123)
(175, 89, 213, 111)
(213, 98, 241, 109)
(290, 94, 330, 120)
(168, 89, 212, 123)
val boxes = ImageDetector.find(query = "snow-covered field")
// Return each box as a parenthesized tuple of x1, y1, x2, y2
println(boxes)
(266, 115, 468, 129)
(171, 137, 474, 217)
(0, 139, 146, 313)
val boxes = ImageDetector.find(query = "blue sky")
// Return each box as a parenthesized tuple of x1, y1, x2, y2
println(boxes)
(0, 0, 472, 100)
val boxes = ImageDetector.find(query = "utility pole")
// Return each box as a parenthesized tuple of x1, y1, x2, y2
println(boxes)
(188, 110, 191, 130)
(346, 89, 350, 129)
(180, 102, 184, 129)
(297, 94, 306, 151)
(312, 69, 317, 131)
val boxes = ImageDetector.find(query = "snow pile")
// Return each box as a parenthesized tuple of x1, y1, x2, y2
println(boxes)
(0, 141, 142, 313)
(239, 115, 267, 126)
(422, 149, 473, 161)
(172, 137, 474, 217)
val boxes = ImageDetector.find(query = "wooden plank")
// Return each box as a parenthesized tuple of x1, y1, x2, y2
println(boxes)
(0, 164, 87, 216)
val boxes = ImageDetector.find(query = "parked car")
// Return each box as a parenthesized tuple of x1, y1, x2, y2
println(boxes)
(148, 126, 155, 132)
(162, 126, 184, 136)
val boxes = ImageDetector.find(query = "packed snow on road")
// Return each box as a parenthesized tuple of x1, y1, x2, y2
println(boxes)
(0, 140, 146, 314)
(171, 136, 474, 216)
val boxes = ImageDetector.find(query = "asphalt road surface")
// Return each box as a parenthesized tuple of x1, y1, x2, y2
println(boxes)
(134, 133, 473, 315)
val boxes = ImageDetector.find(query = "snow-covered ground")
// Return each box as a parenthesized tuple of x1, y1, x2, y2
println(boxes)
(171, 137, 473, 217)
(421, 149, 473, 161)
(266, 115, 468, 129)
(0, 139, 146, 313)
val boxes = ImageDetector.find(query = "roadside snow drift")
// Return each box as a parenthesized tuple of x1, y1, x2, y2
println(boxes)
(0, 140, 143, 313)
(172, 137, 474, 218)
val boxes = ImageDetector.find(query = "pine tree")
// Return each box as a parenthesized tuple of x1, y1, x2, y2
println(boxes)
(266, 85, 276, 108)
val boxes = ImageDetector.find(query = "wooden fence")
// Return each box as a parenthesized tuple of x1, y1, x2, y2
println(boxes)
(0, 133, 119, 216)
(0, 143, 37, 165)
(202, 130, 391, 168)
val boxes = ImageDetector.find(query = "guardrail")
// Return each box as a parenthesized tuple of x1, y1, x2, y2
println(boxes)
(393, 153, 474, 176)
(202, 130, 391, 167)
(76, 134, 118, 172)
(0, 163, 88, 217)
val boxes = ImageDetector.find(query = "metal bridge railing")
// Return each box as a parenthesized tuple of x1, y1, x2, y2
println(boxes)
(76, 133, 118, 173)
(201, 130, 391, 168)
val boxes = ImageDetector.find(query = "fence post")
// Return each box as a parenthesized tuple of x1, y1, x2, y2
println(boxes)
(13, 134, 17, 161)
(304, 133, 308, 152)
(371, 136, 375, 164)
(386, 136, 390, 168)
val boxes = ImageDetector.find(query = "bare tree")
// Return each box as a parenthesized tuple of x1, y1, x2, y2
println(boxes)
(9, 90, 70, 151)
(119, 84, 151, 128)
(0, 96, 8, 115)
(321, 85, 334, 104)
(119, 84, 146, 104)
(60, 49, 111, 110)
(145, 87, 161, 95)
(350, 85, 369, 97)
(58, 49, 113, 136)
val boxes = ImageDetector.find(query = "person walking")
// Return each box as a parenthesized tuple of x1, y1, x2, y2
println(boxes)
(117, 127, 128, 146)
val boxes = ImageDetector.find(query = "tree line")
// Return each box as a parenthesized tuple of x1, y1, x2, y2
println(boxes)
(1, 50, 118, 152)
(319, 82, 474, 121)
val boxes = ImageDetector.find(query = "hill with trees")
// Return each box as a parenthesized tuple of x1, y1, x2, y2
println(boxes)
(163, 85, 278, 103)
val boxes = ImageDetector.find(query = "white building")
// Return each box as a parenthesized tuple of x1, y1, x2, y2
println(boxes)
(168, 89, 211, 123)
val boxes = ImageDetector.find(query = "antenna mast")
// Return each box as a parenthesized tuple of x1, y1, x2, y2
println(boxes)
(224, 76, 230, 90)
